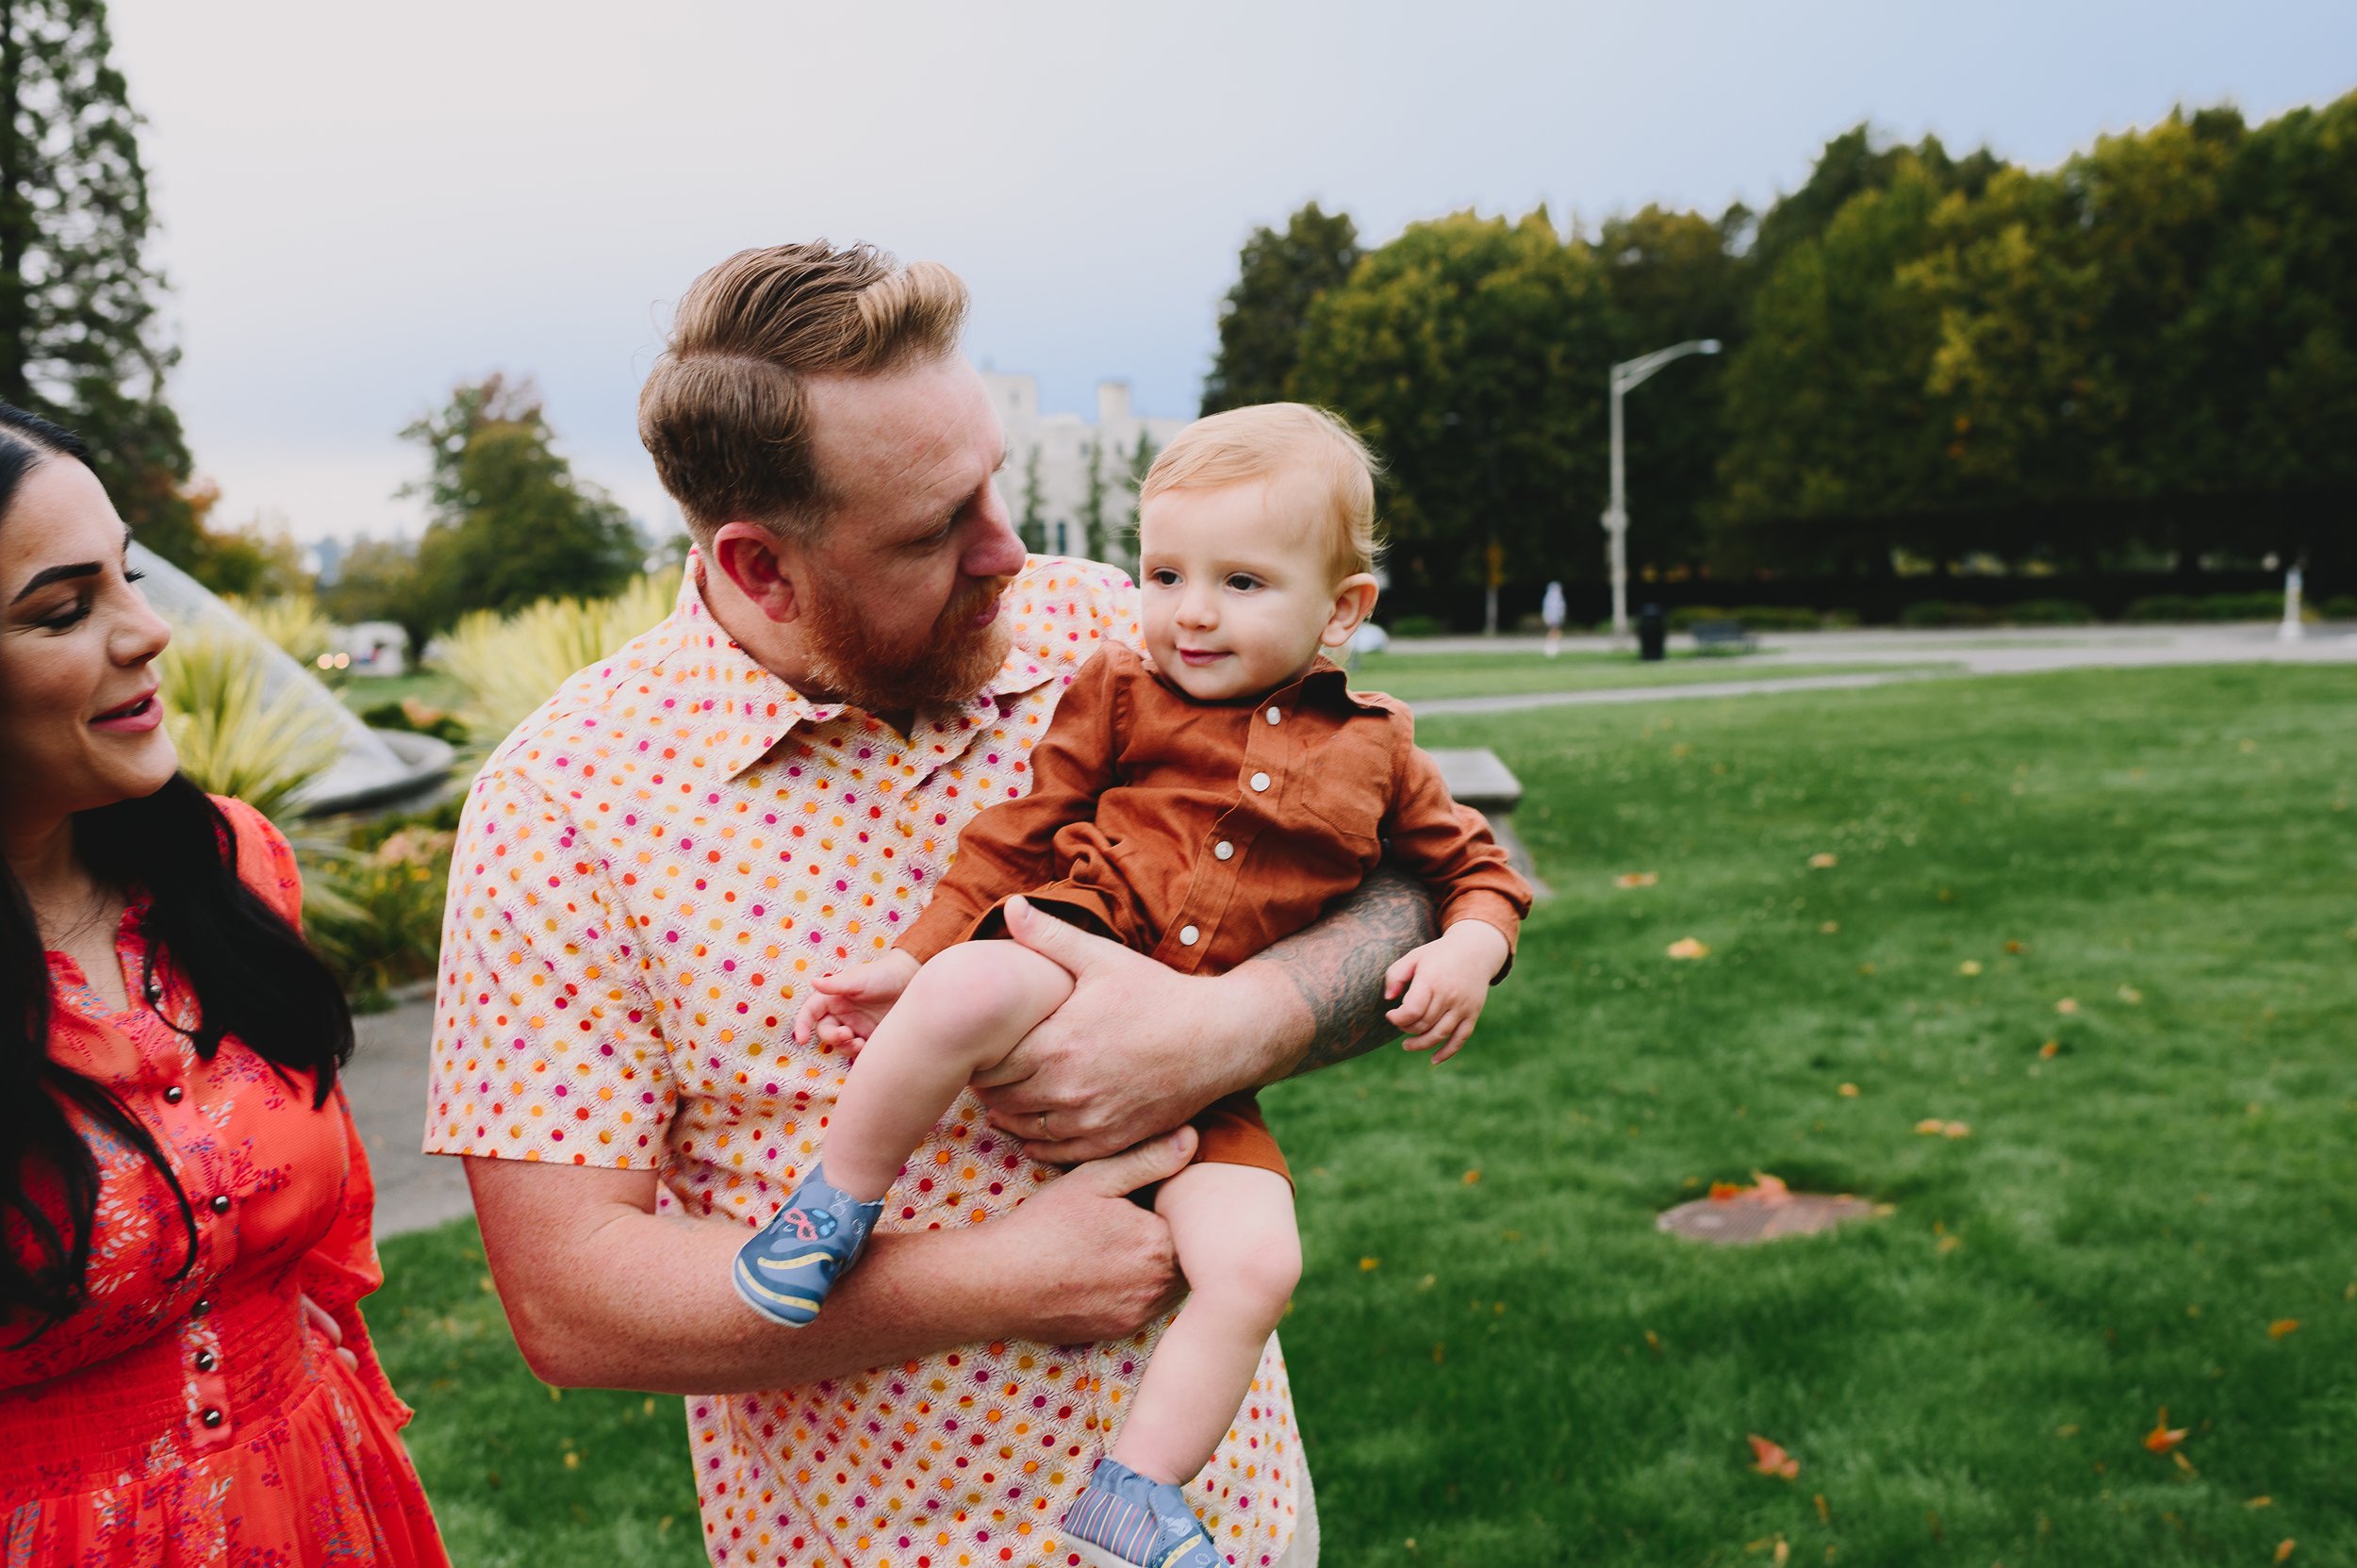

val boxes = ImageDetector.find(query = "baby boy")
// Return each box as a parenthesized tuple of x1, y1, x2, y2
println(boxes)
(736, 403, 1533, 1568)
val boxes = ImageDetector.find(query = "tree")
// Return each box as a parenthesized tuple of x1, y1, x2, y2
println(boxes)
(1595, 205, 1748, 571)
(1016, 443, 1047, 553)
(1201, 203, 1361, 415)
(1076, 433, 1110, 562)
(1715, 159, 1962, 572)
(1290, 209, 1622, 611)
(0, 0, 196, 558)
(401, 374, 641, 635)
(1123, 429, 1158, 552)
(1751, 124, 2003, 278)
(318, 536, 428, 653)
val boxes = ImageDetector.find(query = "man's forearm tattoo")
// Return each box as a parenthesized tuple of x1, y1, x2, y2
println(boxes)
(1262, 867, 1438, 1080)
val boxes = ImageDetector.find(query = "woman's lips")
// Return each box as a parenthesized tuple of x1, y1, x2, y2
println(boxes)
(91, 693, 161, 733)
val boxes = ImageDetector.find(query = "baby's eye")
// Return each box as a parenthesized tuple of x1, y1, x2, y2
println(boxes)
(1148, 569, 1180, 587)
(1224, 573, 1262, 592)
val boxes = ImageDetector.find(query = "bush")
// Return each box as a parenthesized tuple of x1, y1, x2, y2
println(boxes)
(1898, 601, 2000, 628)
(2321, 596, 2357, 620)
(360, 699, 470, 746)
(1387, 614, 1449, 638)
(305, 822, 453, 1007)
(2003, 599, 2095, 625)
(2123, 594, 2203, 623)
(223, 592, 337, 671)
(157, 628, 344, 821)
(1728, 604, 1825, 633)
(437, 570, 680, 741)
(2197, 591, 2284, 621)
(1666, 605, 1732, 632)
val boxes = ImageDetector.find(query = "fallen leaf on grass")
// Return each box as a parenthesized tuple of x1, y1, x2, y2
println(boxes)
(2038, 1040, 2061, 1059)
(1820, 920, 1840, 933)
(1666, 937, 1711, 960)
(1709, 1173, 1793, 1204)
(2143, 1408, 2188, 1455)
(2055, 998, 2080, 1015)
(2275, 1542, 2295, 1563)
(1359, 1257, 1380, 1272)
(1461, 1169, 1481, 1185)
(1614, 871, 1658, 888)
(1644, 1329, 1663, 1355)
(1958, 960, 1983, 976)
(1915, 1118, 1972, 1138)
(2247, 1495, 2271, 1509)
(1807, 853, 1838, 868)
(2269, 1318, 2300, 1339)
(1748, 1434, 1800, 1479)
(1838, 1082, 1860, 1098)
(2004, 940, 2026, 953)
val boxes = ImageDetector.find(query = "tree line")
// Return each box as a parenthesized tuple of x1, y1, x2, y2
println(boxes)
(1205, 92, 2357, 617)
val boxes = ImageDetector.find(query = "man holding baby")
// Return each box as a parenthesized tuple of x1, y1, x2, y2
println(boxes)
(425, 242, 1448, 1568)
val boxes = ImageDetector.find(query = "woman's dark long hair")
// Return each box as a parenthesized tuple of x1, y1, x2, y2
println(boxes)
(0, 404, 354, 1338)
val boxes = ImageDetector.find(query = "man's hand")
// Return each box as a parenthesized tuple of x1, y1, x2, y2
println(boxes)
(1382, 919, 1510, 1064)
(994, 1126, 1196, 1343)
(973, 898, 1258, 1163)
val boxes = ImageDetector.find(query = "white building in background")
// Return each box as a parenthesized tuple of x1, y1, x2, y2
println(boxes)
(982, 372, 1189, 569)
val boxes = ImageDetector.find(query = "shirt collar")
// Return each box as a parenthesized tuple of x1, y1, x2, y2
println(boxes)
(666, 552, 1064, 783)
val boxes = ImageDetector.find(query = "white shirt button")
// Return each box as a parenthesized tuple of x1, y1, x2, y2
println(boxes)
(1249, 771, 1271, 792)
(1265, 706, 1283, 725)
(1178, 924, 1200, 946)
(1214, 840, 1235, 861)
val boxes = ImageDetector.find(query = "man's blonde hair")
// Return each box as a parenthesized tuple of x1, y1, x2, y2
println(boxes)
(1140, 403, 1382, 581)
(637, 241, 969, 542)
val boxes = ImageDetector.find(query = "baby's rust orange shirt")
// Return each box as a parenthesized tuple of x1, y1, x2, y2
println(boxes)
(898, 641, 1532, 1175)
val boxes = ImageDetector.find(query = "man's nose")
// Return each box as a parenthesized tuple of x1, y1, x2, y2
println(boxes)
(964, 493, 1028, 581)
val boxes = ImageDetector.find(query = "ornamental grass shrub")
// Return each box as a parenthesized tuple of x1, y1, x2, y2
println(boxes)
(437, 569, 681, 743)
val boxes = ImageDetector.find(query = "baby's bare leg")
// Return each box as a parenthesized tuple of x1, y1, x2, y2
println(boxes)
(1112, 1161, 1302, 1487)
(823, 940, 1074, 1200)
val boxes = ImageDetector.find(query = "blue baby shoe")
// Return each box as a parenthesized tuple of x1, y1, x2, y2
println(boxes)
(732, 1164, 883, 1328)
(1062, 1456, 1220, 1568)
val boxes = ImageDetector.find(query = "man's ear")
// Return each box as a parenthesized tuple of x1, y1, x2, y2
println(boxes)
(710, 521, 802, 624)
(1319, 573, 1380, 647)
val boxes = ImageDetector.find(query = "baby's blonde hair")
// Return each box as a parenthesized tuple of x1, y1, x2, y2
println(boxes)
(1140, 403, 1382, 581)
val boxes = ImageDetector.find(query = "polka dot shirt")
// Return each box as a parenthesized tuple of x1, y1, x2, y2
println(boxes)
(425, 557, 1303, 1568)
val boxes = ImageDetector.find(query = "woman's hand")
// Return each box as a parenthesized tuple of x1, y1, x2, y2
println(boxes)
(300, 1292, 360, 1372)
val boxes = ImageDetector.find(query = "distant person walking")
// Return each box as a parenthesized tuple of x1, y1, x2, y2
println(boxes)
(1541, 579, 1567, 657)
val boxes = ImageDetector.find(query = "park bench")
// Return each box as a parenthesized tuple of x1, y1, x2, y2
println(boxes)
(1689, 619, 1756, 652)
(1428, 748, 1550, 900)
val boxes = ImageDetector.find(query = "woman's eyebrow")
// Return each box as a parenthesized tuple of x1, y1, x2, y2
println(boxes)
(11, 560, 99, 604)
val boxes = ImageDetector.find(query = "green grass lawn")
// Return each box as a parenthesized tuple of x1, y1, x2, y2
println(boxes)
(340, 668, 468, 719)
(1347, 648, 1927, 704)
(373, 664, 2356, 1567)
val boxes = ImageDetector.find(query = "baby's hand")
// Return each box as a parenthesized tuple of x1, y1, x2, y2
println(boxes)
(793, 950, 922, 1052)
(1382, 922, 1510, 1064)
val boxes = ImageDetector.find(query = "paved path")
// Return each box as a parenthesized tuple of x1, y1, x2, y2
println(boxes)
(351, 622, 2357, 1236)
(1410, 622, 2357, 717)
(346, 990, 474, 1238)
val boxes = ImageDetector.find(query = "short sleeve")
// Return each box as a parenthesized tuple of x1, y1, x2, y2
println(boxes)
(211, 794, 304, 929)
(422, 766, 676, 1169)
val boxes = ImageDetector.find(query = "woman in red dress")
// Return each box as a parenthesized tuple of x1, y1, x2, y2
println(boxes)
(0, 404, 450, 1565)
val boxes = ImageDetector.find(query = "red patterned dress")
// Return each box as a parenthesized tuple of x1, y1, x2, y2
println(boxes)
(1, 797, 449, 1566)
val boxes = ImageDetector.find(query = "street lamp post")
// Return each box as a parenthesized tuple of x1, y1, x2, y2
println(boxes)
(1603, 338, 1721, 639)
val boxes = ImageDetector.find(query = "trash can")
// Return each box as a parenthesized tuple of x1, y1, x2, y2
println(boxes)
(1638, 602, 1667, 662)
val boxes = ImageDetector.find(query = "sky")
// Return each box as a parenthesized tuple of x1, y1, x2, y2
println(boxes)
(105, 0, 2357, 549)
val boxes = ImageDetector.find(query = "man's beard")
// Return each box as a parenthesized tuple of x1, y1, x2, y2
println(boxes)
(798, 576, 1014, 715)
